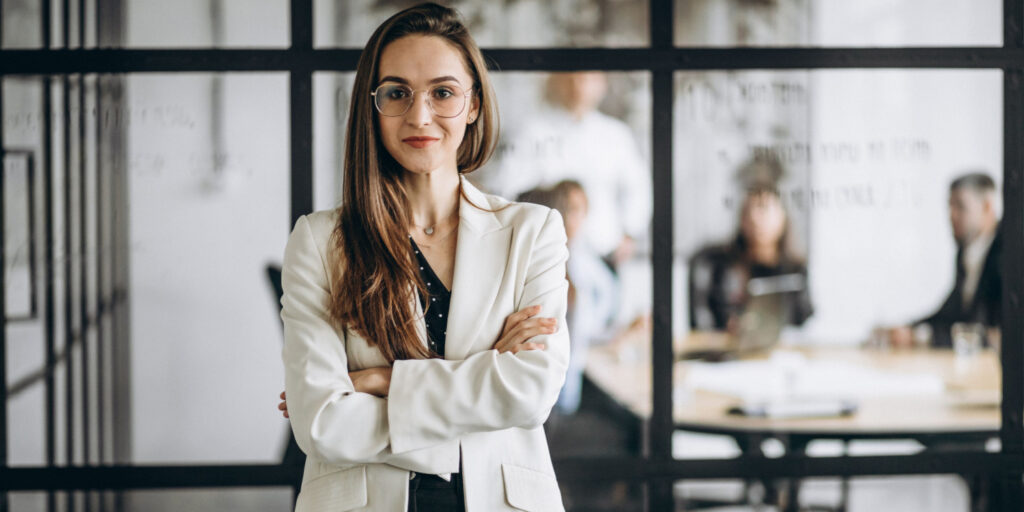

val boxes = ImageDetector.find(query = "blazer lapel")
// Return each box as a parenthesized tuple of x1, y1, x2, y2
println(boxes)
(444, 178, 511, 361)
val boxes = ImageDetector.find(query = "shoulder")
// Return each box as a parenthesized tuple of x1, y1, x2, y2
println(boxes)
(293, 209, 339, 242)
(691, 243, 734, 265)
(462, 178, 563, 235)
(302, 208, 340, 235)
(287, 208, 340, 263)
(588, 111, 633, 135)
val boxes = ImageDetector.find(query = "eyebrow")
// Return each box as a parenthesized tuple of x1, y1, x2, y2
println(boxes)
(378, 75, 463, 86)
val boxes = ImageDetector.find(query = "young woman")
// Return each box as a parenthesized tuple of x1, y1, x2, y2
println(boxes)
(279, 3, 569, 511)
(688, 185, 814, 332)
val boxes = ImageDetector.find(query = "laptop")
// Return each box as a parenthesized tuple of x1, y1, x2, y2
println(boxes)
(681, 273, 805, 361)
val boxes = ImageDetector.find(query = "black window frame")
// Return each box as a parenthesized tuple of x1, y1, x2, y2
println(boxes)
(1, 0, 1022, 510)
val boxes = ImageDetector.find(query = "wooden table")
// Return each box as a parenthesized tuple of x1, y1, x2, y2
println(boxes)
(585, 331, 1001, 438)
(584, 331, 1002, 510)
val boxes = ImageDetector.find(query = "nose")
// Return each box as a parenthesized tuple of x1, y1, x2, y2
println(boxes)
(404, 90, 433, 127)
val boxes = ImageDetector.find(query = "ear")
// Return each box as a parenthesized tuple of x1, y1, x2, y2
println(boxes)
(467, 93, 481, 125)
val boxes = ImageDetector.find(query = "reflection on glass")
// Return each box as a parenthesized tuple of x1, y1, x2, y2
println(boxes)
(125, 73, 291, 464)
(675, 0, 1000, 47)
(315, 0, 648, 48)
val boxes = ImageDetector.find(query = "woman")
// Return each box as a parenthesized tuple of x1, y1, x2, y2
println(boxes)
(516, 181, 618, 416)
(688, 185, 813, 332)
(279, 3, 569, 511)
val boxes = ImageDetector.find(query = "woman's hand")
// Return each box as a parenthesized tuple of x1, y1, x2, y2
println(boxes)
(492, 305, 556, 354)
(278, 391, 289, 418)
(350, 367, 393, 397)
(277, 367, 392, 418)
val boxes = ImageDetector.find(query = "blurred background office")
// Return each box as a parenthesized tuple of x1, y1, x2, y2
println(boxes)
(1, 0, 1014, 511)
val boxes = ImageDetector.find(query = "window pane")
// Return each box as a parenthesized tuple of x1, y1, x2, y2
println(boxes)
(675, 0, 1001, 47)
(674, 474, 973, 511)
(125, 0, 288, 48)
(671, 69, 1002, 464)
(315, 0, 649, 48)
(313, 72, 355, 212)
(1, 0, 42, 48)
(123, 488, 294, 512)
(123, 73, 290, 464)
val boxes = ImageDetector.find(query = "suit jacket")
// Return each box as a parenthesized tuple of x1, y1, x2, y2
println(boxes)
(919, 227, 1002, 348)
(280, 177, 570, 512)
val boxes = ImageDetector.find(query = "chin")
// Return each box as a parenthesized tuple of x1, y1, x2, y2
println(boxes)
(398, 163, 441, 176)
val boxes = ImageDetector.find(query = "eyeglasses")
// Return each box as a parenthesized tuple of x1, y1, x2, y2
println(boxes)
(371, 83, 472, 118)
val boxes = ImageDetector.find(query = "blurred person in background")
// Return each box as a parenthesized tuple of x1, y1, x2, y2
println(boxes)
(480, 71, 651, 269)
(890, 172, 1002, 349)
(689, 184, 814, 332)
(517, 180, 618, 416)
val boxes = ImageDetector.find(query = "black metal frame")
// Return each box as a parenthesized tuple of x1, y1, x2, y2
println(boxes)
(1, 0, 1022, 510)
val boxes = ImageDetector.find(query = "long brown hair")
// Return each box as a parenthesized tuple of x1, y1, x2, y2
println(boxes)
(733, 185, 803, 267)
(328, 3, 499, 363)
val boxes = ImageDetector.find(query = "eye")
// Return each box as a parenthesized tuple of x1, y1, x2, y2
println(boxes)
(383, 85, 410, 100)
(432, 86, 456, 100)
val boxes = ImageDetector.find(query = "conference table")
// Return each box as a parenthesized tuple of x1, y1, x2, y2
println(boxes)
(583, 330, 1002, 509)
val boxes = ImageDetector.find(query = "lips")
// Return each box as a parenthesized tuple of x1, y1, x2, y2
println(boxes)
(402, 136, 439, 149)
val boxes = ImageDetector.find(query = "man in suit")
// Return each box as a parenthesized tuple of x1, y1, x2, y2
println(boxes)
(893, 172, 1002, 348)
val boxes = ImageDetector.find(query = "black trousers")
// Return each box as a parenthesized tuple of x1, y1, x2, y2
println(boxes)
(407, 472, 466, 512)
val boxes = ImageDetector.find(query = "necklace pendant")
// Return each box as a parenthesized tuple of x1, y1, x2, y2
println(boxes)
(425, 226, 434, 235)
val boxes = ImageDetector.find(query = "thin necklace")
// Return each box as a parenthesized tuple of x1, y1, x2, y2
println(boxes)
(411, 208, 458, 237)
(411, 222, 458, 249)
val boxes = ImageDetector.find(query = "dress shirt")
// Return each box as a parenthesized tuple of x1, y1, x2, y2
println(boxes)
(961, 230, 996, 307)
(486, 109, 651, 256)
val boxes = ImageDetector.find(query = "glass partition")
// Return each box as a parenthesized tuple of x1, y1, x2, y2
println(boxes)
(675, 0, 1001, 47)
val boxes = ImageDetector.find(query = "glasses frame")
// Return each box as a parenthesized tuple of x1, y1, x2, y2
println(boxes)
(370, 83, 474, 118)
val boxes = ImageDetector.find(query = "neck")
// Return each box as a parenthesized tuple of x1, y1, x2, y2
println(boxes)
(748, 242, 780, 266)
(963, 220, 999, 247)
(566, 105, 590, 121)
(404, 169, 461, 229)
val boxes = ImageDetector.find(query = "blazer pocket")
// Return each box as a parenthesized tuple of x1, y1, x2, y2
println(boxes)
(502, 463, 562, 511)
(295, 465, 368, 512)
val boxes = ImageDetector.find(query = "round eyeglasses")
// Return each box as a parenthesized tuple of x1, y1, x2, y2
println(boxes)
(371, 83, 472, 118)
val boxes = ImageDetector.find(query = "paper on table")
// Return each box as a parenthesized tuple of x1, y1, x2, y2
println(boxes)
(682, 351, 944, 402)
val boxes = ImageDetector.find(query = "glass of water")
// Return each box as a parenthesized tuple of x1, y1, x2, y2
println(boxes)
(951, 322, 985, 359)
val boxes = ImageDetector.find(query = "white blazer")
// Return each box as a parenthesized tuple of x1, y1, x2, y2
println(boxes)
(281, 177, 570, 512)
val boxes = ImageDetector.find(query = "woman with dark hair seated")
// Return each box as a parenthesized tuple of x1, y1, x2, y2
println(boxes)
(689, 185, 814, 333)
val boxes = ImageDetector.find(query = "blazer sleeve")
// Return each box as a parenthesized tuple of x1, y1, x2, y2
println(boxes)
(281, 215, 459, 472)
(386, 209, 571, 454)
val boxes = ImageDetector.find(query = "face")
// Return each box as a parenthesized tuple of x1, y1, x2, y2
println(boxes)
(376, 35, 480, 177)
(564, 187, 588, 241)
(553, 72, 607, 114)
(949, 188, 992, 245)
(740, 192, 786, 247)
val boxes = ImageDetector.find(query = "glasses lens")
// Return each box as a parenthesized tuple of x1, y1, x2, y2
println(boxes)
(373, 84, 468, 117)
(429, 85, 466, 118)
(375, 84, 412, 116)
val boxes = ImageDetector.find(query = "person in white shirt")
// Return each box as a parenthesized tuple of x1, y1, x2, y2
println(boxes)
(890, 172, 1002, 348)
(480, 72, 651, 267)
